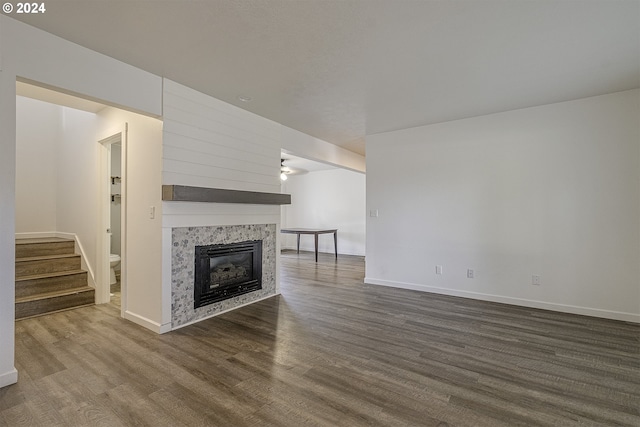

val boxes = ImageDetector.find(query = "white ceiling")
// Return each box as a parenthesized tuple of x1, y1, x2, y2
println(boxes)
(11, 0, 639, 156)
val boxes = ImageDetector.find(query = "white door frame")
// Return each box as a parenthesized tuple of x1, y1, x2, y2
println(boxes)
(97, 124, 128, 315)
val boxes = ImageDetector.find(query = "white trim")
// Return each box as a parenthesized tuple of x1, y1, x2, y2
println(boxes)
(97, 125, 127, 307)
(123, 310, 172, 334)
(275, 223, 281, 295)
(119, 123, 128, 318)
(171, 293, 280, 331)
(364, 277, 640, 324)
(96, 137, 112, 304)
(56, 232, 95, 287)
(15, 231, 57, 239)
(15, 231, 95, 287)
(161, 227, 173, 328)
(0, 368, 18, 388)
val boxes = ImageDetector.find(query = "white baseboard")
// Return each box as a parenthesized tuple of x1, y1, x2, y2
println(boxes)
(124, 310, 171, 334)
(364, 277, 640, 324)
(171, 293, 280, 331)
(15, 231, 57, 239)
(0, 368, 18, 388)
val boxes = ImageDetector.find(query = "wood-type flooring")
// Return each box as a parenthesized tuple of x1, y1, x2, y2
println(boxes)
(1, 250, 638, 426)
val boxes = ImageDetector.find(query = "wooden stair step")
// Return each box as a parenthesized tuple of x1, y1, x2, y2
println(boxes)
(15, 286, 95, 320)
(15, 254, 81, 278)
(15, 237, 75, 258)
(16, 253, 79, 262)
(14, 237, 94, 318)
(15, 286, 94, 303)
(16, 270, 88, 298)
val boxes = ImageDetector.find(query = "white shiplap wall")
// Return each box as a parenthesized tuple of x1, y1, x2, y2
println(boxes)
(162, 79, 283, 228)
(162, 79, 281, 193)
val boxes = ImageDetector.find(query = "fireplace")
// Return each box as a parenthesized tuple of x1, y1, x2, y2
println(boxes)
(172, 225, 275, 327)
(194, 240, 263, 308)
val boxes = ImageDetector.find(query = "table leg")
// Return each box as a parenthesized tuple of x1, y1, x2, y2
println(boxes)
(296, 234, 300, 254)
(334, 231, 338, 259)
(315, 233, 319, 262)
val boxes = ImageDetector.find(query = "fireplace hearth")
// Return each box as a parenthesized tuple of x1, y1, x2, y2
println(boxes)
(194, 240, 262, 308)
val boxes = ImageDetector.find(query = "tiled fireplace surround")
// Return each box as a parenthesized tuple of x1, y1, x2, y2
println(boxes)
(171, 224, 277, 328)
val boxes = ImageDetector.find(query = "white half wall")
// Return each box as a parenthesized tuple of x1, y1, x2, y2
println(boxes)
(281, 169, 366, 256)
(366, 90, 640, 322)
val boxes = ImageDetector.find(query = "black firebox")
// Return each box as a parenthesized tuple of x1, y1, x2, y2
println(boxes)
(194, 240, 262, 308)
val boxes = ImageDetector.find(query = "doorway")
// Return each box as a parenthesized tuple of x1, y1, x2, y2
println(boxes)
(98, 126, 127, 314)
(15, 80, 164, 330)
(15, 80, 130, 315)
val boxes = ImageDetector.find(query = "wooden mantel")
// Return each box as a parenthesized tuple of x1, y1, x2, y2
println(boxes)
(162, 185, 291, 205)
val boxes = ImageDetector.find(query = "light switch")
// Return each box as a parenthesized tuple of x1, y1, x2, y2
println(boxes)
(370, 209, 379, 217)
(149, 206, 156, 219)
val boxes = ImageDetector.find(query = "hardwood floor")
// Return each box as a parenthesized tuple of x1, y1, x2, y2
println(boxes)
(1, 250, 638, 426)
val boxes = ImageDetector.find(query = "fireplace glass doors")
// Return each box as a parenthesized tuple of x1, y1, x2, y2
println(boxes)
(194, 240, 262, 308)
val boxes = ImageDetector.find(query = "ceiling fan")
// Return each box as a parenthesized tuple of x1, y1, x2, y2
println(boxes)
(280, 159, 307, 181)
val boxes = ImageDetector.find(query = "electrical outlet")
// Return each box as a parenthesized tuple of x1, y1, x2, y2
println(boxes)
(532, 275, 541, 285)
(369, 209, 379, 217)
(436, 265, 442, 275)
(467, 269, 474, 279)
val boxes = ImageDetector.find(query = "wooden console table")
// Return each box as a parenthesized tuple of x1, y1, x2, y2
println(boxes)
(281, 228, 338, 262)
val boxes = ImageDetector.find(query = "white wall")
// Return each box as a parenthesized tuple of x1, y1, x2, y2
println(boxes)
(97, 107, 163, 332)
(15, 96, 60, 233)
(56, 106, 99, 272)
(366, 90, 640, 322)
(281, 169, 366, 256)
(0, 17, 20, 388)
(0, 15, 162, 387)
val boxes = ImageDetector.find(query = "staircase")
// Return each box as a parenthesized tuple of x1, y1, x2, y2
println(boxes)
(15, 237, 95, 320)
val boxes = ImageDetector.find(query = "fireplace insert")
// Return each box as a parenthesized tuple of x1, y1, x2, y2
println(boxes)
(194, 240, 262, 308)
